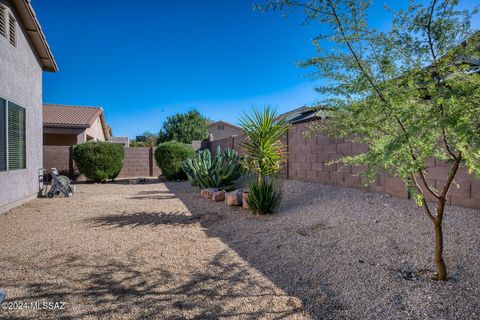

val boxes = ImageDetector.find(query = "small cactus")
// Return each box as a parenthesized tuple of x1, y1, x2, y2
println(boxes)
(183, 147, 243, 190)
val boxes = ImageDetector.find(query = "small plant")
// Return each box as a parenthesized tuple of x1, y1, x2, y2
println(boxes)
(155, 141, 195, 180)
(182, 147, 243, 190)
(73, 142, 124, 182)
(246, 176, 282, 214)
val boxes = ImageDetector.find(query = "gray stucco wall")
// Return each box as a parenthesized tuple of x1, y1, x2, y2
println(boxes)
(0, 0, 44, 212)
(85, 117, 106, 141)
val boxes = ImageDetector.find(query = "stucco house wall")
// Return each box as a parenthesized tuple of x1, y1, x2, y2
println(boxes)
(208, 121, 242, 140)
(0, 0, 44, 212)
(85, 117, 106, 141)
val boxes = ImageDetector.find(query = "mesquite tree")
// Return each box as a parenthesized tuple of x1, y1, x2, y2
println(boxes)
(258, 0, 480, 280)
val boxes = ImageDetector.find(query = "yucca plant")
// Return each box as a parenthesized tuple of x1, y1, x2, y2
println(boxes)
(240, 106, 290, 213)
(182, 146, 243, 190)
(239, 106, 290, 182)
(247, 176, 283, 214)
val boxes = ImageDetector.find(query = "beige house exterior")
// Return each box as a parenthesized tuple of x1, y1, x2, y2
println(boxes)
(208, 121, 242, 141)
(43, 104, 110, 146)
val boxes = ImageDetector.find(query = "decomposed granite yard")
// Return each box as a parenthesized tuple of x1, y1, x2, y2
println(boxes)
(0, 180, 479, 320)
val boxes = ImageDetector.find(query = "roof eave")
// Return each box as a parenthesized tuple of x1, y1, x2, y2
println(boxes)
(13, 0, 58, 72)
(209, 121, 242, 130)
(44, 123, 90, 129)
(98, 110, 110, 140)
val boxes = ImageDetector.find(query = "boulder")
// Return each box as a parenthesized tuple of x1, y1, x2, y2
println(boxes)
(225, 189, 243, 206)
(212, 190, 226, 202)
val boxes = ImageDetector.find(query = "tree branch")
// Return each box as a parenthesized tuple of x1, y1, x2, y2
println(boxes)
(443, 130, 459, 160)
(286, 0, 334, 17)
(410, 173, 436, 222)
(440, 154, 462, 200)
(418, 169, 441, 199)
(426, 0, 439, 63)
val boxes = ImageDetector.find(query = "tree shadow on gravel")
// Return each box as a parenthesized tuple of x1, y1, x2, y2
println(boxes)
(86, 210, 224, 228)
(127, 194, 178, 200)
(2, 251, 301, 319)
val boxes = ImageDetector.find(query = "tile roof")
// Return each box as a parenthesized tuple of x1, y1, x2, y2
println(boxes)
(277, 105, 332, 124)
(277, 106, 312, 119)
(43, 104, 103, 128)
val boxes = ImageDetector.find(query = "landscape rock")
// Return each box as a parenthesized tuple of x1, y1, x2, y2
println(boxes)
(212, 190, 226, 202)
(204, 188, 218, 199)
(225, 189, 243, 206)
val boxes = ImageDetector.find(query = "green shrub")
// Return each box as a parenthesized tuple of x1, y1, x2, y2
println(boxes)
(73, 142, 124, 182)
(155, 141, 195, 180)
(246, 177, 282, 215)
(182, 147, 243, 190)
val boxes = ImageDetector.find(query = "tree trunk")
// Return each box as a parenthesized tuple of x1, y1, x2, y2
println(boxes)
(433, 218, 447, 280)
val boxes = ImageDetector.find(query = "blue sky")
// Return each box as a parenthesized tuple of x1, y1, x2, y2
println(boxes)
(35, 0, 479, 138)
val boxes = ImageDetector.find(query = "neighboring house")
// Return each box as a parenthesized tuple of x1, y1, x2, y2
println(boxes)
(277, 106, 330, 124)
(0, 0, 58, 213)
(43, 104, 110, 146)
(208, 121, 242, 140)
(108, 136, 129, 147)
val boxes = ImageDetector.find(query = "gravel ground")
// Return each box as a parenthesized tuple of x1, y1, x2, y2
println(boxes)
(0, 179, 479, 319)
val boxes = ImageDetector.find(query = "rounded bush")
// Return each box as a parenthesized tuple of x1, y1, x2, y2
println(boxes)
(73, 142, 125, 182)
(155, 141, 195, 180)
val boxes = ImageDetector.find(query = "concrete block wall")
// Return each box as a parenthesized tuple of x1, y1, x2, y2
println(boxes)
(209, 121, 480, 209)
(43, 146, 161, 179)
(210, 137, 235, 154)
(43, 146, 74, 176)
(118, 147, 160, 178)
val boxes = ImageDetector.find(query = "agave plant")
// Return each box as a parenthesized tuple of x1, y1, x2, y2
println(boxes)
(182, 146, 243, 190)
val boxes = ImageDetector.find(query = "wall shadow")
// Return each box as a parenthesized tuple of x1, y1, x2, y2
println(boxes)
(2, 250, 300, 319)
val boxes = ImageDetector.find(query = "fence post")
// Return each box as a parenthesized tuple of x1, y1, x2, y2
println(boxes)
(69, 146, 74, 178)
(149, 147, 154, 177)
(286, 129, 289, 179)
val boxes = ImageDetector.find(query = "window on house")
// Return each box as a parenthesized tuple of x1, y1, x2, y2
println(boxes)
(0, 99, 26, 172)
(0, 5, 6, 38)
(7, 102, 26, 170)
(0, 98, 6, 172)
(218, 125, 224, 130)
(8, 14, 15, 46)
